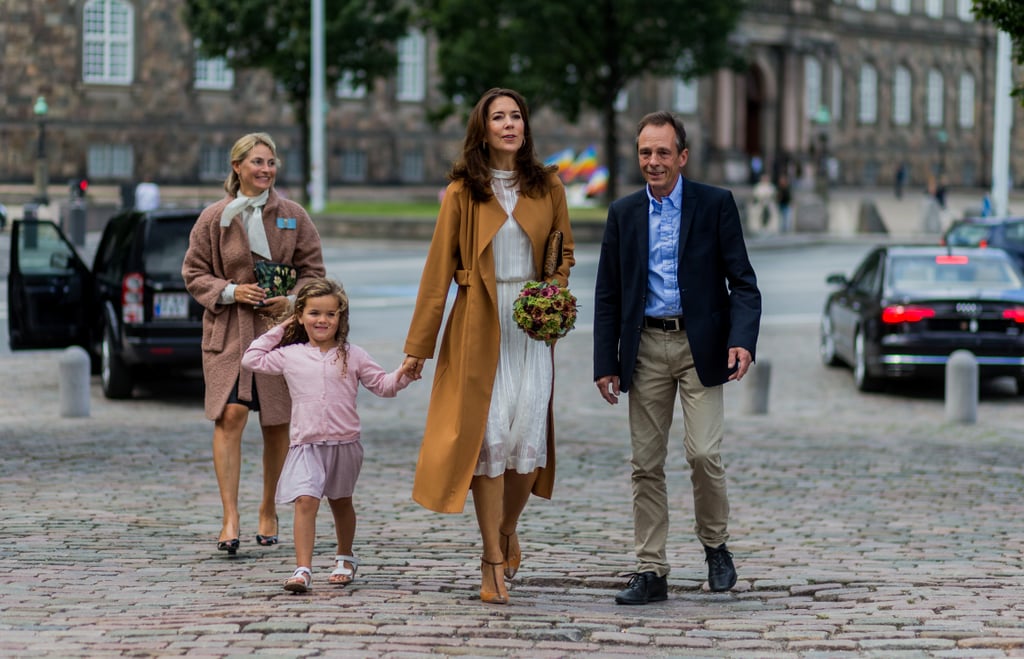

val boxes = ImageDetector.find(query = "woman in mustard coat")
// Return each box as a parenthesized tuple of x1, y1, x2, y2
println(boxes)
(403, 89, 574, 604)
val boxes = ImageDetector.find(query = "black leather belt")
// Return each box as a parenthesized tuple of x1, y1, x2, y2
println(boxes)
(644, 316, 684, 332)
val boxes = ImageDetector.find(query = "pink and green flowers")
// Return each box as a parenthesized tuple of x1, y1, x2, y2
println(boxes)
(512, 280, 578, 346)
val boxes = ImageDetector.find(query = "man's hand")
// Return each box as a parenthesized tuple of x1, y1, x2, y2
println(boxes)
(595, 375, 621, 404)
(727, 347, 753, 381)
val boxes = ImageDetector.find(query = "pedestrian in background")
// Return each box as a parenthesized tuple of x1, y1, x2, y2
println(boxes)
(776, 174, 793, 233)
(593, 111, 762, 605)
(183, 132, 325, 556)
(134, 178, 161, 211)
(242, 278, 415, 592)
(402, 87, 575, 605)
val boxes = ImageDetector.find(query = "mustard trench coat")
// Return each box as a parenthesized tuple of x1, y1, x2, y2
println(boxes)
(182, 190, 326, 423)
(404, 174, 575, 513)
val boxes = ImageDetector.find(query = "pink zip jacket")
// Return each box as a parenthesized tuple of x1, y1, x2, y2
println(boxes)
(242, 324, 411, 446)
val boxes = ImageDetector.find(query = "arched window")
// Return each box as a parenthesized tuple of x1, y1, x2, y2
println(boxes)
(83, 0, 134, 84)
(891, 0, 910, 14)
(957, 0, 974, 21)
(927, 69, 944, 126)
(893, 66, 912, 126)
(925, 0, 943, 18)
(396, 30, 426, 102)
(959, 73, 975, 128)
(805, 56, 822, 118)
(674, 78, 698, 115)
(858, 64, 877, 124)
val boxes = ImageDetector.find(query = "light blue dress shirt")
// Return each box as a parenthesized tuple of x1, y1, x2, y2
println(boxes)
(644, 176, 684, 318)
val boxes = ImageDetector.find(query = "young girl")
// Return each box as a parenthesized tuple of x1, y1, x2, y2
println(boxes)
(242, 278, 415, 592)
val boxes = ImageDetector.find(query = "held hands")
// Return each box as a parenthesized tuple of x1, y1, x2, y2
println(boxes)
(402, 355, 425, 381)
(595, 375, 621, 405)
(727, 347, 753, 381)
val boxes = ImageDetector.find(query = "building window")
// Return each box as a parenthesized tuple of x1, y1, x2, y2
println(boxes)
(87, 143, 134, 179)
(927, 69, 944, 126)
(925, 0, 942, 18)
(857, 0, 876, 10)
(959, 73, 975, 128)
(674, 79, 698, 114)
(199, 145, 230, 182)
(336, 71, 366, 99)
(401, 150, 425, 183)
(396, 30, 426, 102)
(805, 56, 822, 119)
(892, 66, 911, 126)
(82, 0, 134, 84)
(858, 64, 877, 124)
(957, 0, 973, 21)
(195, 56, 234, 90)
(282, 149, 302, 187)
(831, 62, 843, 122)
(341, 150, 368, 182)
(891, 0, 910, 14)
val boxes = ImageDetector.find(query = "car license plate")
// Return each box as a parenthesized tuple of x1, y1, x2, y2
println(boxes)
(154, 292, 189, 319)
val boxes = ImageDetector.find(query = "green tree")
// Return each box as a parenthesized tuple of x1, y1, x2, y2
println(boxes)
(182, 0, 410, 201)
(418, 0, 745, 202)
(973, 0, 1024, 100)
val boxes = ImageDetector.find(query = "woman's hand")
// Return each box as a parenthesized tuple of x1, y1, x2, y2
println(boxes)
(256, 295, 290, 316)
(236, 284, 265, 306)
(402, 355, 425, 381)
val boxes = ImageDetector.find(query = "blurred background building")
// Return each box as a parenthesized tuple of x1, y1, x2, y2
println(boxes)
(0, 0, 1015, 196)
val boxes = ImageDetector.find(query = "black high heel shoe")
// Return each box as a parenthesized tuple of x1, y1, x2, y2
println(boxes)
(256, 514, 279, 547)
(217, 538, 239, 555)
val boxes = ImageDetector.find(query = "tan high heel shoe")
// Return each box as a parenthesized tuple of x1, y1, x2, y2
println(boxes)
(480, 558, 509, 604)
(500, 531, 521, 580)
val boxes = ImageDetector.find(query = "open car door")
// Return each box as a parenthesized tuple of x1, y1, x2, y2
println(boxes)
(8, 219, 92, 350)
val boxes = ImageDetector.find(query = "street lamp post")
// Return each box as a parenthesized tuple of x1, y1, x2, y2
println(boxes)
(33, 96, 49, 205)
(812, 105, 832, 202)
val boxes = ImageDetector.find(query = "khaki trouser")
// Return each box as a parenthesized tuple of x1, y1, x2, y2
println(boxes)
(627, 328, 729, 576)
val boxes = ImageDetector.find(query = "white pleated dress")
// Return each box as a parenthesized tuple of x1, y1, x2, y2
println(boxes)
(475, 170, 552, 477)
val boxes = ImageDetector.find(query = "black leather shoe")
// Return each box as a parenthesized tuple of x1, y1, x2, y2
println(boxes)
(614, 571, 668, 605)
(704, 543, 737, 592)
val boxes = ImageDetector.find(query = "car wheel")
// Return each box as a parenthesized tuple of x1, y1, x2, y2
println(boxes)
(853, 329, 881, 392)
(101, 324, 134, 399)
(819, 315, 842, 367)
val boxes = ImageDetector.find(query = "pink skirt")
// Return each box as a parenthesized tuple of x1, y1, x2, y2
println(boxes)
(275, 441, 364, 503)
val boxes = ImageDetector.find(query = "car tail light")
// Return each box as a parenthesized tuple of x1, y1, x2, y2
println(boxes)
(978, 239, 988, 248)
(122, 272, 145, 323)
(1003, 308, 1024, 323)
(935, 255, 969, 264)
(882, 305, 936, 324)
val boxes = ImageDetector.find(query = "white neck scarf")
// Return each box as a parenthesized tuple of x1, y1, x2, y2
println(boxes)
(220, 189, 269, 227)
(221, 189, 272, 260)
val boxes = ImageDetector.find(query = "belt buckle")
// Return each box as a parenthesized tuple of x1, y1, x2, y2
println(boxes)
(664, 317, 680, 332)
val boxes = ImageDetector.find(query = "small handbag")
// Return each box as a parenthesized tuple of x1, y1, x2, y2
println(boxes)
(543, 230, 563, 279)
(254, 261, 297, 299)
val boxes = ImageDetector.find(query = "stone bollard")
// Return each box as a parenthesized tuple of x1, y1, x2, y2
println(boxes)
(59, 346, 91, 418)
(741, 359, 771, 415)
(945, 350, 977, 424)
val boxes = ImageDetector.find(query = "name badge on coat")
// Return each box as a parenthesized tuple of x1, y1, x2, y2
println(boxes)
(277, 217, 297, 230)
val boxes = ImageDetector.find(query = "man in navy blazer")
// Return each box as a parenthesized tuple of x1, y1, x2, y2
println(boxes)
(593, 111, 761, 605)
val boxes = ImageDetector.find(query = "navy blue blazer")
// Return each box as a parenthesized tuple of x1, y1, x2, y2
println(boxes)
(593, 177, 762, 391)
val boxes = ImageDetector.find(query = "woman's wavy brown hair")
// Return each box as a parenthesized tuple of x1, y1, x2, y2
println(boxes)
(450, 88, 557, 202)
(278, 278, 350, 376)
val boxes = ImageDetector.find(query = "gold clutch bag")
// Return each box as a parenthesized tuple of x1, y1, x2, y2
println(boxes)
(543, 230, 563, 279)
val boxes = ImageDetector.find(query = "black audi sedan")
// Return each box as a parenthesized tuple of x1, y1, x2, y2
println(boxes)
(819, 245, 1024, 392)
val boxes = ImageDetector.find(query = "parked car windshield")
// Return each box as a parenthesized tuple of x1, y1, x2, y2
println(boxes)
(944, 223, 993, 247)
(144, 218, 194, 276)
(889, 254, 1024, 291)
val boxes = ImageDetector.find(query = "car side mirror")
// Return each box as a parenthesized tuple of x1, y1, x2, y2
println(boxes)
(826, 273, 848, 286)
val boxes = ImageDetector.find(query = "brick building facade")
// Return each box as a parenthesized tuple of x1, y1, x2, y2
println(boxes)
(1, 0, 1019, 197)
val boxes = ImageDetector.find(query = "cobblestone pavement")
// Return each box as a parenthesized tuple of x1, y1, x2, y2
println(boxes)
(2, 289, 1023, 659)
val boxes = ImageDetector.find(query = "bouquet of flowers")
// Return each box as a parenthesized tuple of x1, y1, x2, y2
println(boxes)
(512, 280, 578, 346)
(254, 261, 297, 299)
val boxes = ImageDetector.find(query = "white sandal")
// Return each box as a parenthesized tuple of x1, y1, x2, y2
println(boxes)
(329, 555, 359, 586)
(283, 566, 312, 593)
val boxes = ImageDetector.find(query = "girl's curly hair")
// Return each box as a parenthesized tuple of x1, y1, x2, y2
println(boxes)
(278, 278, 350, 376)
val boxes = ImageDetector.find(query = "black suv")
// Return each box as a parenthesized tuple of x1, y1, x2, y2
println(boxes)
(8, 208, 204, 398)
